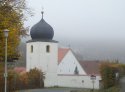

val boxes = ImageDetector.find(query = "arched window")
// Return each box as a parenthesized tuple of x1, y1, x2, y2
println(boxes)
(46, 45, 50, 53)
(31, 45, 33, 53)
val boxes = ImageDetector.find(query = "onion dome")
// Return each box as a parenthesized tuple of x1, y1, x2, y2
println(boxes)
(30, 11, 54, 40)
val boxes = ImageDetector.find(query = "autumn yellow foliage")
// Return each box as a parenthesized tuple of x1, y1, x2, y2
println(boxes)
(0, 1, 28, 61)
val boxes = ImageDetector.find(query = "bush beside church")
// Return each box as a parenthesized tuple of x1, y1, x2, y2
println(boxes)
(0, 64, 44, 92)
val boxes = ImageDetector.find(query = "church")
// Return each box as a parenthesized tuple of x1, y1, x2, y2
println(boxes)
(26, 11, 101, 89)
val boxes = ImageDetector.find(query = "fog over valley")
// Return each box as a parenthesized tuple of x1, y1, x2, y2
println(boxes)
(20, 36, 125, 63)
(20, 0, 125, 63)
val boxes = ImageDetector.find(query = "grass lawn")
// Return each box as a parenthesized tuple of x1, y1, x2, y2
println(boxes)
(97, 86, 120, 92)
(70, 86, 120, 92)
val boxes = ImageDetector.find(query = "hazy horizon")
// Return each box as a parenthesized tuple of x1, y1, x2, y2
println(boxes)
(23, 0, 125, 63)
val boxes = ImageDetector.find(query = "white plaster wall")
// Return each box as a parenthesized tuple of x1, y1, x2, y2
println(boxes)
(26, 42, 101, 89)
(26, 41, 58, 87)
(57, 50, 101, 89)
(57, 50, 86, 75)
(57, 75, 101, 89)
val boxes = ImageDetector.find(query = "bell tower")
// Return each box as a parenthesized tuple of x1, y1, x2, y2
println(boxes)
(26, 11, 58, 87)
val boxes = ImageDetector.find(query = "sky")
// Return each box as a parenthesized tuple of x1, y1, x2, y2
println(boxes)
(24, 0, 125, 62)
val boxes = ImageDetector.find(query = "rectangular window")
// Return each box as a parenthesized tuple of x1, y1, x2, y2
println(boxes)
(46, 45, 50, 53)
(31, 45, 33, 53)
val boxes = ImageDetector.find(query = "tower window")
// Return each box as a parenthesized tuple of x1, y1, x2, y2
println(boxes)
(31, 45, 33, 53)
(82, 80, 84, 83)
(46, 45, 50, 53)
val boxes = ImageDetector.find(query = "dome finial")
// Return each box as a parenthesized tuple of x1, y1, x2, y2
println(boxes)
(41, 7, 44, 19)
(30, 8, 54, 40)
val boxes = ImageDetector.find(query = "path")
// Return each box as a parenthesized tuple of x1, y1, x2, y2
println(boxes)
(18, 88, 90, 92)
(19, 88, 72, 92)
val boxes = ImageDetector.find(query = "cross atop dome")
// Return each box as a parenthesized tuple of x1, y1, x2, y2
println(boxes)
(41, 7, 44, 19)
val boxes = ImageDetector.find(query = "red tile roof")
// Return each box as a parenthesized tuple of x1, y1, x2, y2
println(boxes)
(58, 48, 100, 75)
(79, 61, 100, 75)
(14, 67, 26, 73)
(58, 48, 70, 64)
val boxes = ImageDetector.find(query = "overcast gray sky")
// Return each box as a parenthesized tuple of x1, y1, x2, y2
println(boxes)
(24, 0, 125, 62)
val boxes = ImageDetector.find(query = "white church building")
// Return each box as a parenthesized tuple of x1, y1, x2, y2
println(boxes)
(26, 12, 101, 89)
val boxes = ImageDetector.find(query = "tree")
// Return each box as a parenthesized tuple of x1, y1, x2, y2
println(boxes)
(0, 0, 31, 61)
(27, 68, 45, 88)
(74, 66, 79, 75)
(100, 62, 116, 88)
(0, 62, 4, 91)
